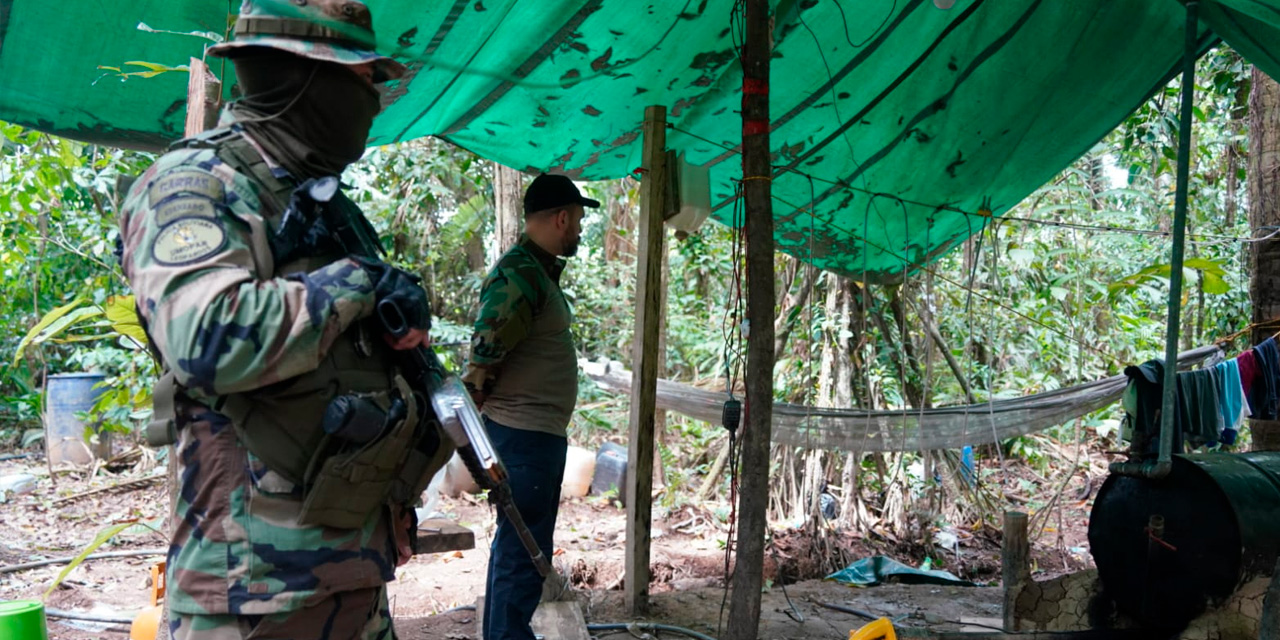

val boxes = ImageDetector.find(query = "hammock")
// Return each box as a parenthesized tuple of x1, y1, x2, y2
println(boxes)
(581, 345, 1220, 452)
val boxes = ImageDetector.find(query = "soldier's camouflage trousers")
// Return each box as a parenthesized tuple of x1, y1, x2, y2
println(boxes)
(170, 586, 394, 640)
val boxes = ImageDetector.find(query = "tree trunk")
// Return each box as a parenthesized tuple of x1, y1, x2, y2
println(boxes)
(492, 162, 523, 261)
(774, 264, 821, 362)
(887, 286, 926, 409)
(1250, 67, 1280, 451)
(604, 180, 637, 265)
(817, 278, 842, 405)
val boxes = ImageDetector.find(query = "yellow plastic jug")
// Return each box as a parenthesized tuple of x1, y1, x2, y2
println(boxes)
(130, 605, 162, 640)
(849, 617, 896, 640)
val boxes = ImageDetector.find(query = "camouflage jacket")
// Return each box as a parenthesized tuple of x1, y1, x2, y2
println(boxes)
(117, 131, 399, 616)
(463, 234, 578, 437)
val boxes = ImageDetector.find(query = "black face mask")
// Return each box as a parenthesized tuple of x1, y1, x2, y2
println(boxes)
(229, 48, 382, 179)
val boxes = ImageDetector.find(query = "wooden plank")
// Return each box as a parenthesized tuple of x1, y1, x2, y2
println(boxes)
(725, 1, 775, 638)
(624, 104, 668, 616)
(1002, 511, 1030, 632)
(414, 518, 475, 555)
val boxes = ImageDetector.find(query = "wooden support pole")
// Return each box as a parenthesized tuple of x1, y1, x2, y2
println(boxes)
(725, 0, 775, 637)
(624, 104, 668, 615)
(1003, 511, 1030, 632)
(184, 58, 221, 137)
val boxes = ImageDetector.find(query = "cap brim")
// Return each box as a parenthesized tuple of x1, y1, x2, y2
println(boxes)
(208, 38, 407, 82)
(580, 196, 601, 208)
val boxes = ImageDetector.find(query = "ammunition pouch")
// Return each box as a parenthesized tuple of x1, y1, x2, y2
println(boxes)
(145, 371, 179, 447)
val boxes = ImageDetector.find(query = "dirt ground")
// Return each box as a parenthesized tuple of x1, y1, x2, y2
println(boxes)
(0, 450, 1095, 639)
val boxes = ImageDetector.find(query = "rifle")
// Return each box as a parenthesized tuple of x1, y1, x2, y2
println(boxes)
(296, 176, 553, 579)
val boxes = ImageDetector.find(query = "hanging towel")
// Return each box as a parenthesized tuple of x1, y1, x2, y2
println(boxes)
(1237, 349, 1259, 404)
(1177, 368, 1221, 449)
(1251, 338, 1280, 420)
(1214, 359, 1247, 431)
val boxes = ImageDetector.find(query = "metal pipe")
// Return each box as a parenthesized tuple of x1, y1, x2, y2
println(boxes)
(1111, 0, 1199, 480)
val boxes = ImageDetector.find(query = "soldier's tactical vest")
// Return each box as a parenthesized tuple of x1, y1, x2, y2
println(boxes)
(145, 127, 453, 530)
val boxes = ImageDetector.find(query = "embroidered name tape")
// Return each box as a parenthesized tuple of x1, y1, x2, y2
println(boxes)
(149, 170, 225, 206)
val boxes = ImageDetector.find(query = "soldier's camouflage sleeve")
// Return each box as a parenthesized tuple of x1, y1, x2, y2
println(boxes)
(117, 148, 377, 396)
(462, 249, 539, 402)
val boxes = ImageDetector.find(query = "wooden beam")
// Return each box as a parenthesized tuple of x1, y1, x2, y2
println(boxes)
(725, 0, 775, 637)
(413, 519, 475, 555)
(624, 104, 668, 615)
(1003, 511, 1030, 632)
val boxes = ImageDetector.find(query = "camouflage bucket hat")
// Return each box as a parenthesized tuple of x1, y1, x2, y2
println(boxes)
(208, 0, 407, 82)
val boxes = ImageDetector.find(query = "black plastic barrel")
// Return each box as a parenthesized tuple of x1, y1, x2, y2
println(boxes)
(591, 441, 628, 506)
(1088, 452, 1280, 628)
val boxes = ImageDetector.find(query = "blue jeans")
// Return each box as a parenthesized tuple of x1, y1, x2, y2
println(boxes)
(482, 417, 567, 640)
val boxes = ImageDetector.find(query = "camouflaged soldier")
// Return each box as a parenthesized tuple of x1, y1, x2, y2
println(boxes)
(463, 174, 597, 640)
(115, 1, 453, 638)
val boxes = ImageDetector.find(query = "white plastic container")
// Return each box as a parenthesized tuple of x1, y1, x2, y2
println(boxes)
(561, 445, 596, 499)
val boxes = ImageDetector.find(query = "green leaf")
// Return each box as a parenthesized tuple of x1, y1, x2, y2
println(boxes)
(44, 522, 138, 599)
(1202, 271, 1230, 295)
(21, 429, 44, 448)
(12, 299, 92, 364)
(1049, 286, 1069, 301)
(104, 295, 149, 347)
(1008, 248, 1035, 267)
(1183, 257, 1225, 275)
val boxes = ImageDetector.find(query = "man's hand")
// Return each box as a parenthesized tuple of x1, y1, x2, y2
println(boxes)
(354, 256, 432, 336)
(385, 327, 430, 350)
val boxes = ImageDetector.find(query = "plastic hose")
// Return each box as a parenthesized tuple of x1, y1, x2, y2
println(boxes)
(44, 608, 137, 624)
(587, 622, 717, 640)
(0, 548, 166, 574)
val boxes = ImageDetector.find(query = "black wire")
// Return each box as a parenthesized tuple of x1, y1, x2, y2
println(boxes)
(832, 0, 897, 49)
(794, 10, 862, 177)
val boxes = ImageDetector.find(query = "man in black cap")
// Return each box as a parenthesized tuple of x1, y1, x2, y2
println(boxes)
(463, 174, 599, 639)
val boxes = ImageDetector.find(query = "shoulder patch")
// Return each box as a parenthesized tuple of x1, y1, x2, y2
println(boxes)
(149, 170, 225, 206)
(154, 196, 219, 227)
(152, 218, 227, 266)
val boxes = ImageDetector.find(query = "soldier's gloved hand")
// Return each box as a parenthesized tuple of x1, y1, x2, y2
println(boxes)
(353, 257, 432, 344)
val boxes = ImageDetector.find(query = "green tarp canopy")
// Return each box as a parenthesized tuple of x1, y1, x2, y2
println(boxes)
(2, 0, 1278, 281)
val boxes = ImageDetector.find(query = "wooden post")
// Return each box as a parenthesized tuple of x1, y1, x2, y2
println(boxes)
(1003, 511, 1030, 632)
(624, 104, 667, 615)
(493, 161, 523, 260)
(725, 0, 775, 637)
(184, 58, 221, 137)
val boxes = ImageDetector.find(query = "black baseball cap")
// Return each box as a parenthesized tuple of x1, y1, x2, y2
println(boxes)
(523, 174, 601, 214)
